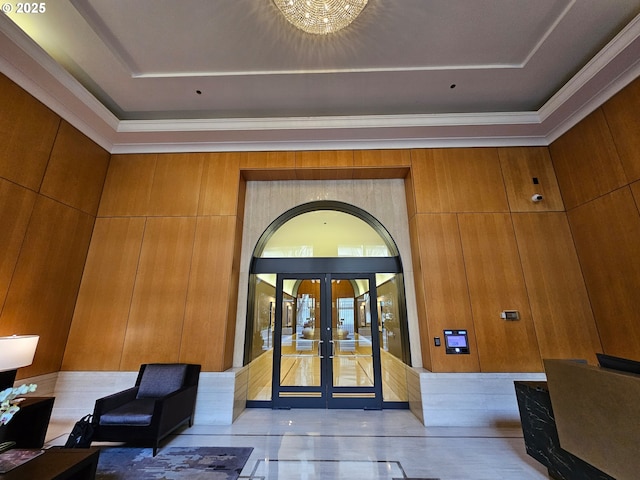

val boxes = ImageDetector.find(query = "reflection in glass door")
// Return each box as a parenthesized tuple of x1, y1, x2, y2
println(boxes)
(272, 274, 382, 409)
(275, 276, 323, 406)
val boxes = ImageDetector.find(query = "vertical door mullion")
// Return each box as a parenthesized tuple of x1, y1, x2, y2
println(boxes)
(271, 274, 284, 407)
(368, 274, 384, 402)
(322, 273, 331, 405)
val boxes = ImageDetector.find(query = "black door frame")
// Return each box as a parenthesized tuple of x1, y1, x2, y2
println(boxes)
(271, 272, 383, 409)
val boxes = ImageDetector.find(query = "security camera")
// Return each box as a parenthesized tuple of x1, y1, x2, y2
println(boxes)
(531, 194, 543, 202)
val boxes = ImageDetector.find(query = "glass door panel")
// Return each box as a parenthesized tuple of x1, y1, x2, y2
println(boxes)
(328, 276, 382, 408)
(273, 276, 325, 407)
(273, 274, 382, 409)
(280, 287, 321, 388)
(331, 279, 374, 388)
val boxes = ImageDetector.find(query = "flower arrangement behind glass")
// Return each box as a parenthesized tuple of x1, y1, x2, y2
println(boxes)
(0, 384, 37, 425)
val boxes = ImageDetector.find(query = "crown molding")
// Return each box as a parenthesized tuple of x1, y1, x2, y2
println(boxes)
(540, 13, 640, 143)
(1, 11, 639, 154)
(0, 13, 118, 151)
(117, 111, 541, 133)
(110, 135, 551, 155)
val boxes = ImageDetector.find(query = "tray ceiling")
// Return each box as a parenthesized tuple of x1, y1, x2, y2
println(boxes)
(1, 0, 640, 152)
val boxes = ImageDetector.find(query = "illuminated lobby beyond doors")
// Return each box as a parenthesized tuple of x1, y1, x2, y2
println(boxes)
(273, 273, 382, 409)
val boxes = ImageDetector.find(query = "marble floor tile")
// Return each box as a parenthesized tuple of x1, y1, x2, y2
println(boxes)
(46, 409, 549, 480)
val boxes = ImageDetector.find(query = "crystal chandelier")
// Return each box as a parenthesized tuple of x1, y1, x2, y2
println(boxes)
(273, 0, 368, 35)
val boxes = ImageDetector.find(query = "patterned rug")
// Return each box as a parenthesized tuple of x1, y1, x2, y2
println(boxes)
(95, 446, 253, 479)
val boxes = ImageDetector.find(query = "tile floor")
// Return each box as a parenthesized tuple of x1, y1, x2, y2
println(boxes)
(46, 409, 550, 480)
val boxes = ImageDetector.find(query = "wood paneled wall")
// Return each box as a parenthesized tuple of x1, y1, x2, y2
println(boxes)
(550, 109, 628, 210)
(567, 189, 640, 357)
(62, 218, 145, 370)
(511, 213, 600, 360)
(240, 150, 410, 181)
(407, 146, 599, 371)
(411, 213, 478, 372)
(65, 145, 607, 373)
(64, 150, 411, 372)
(457, 213, 542, 372)
(550, 76, 640, 361)
(0, 73, 109, 380)
(6, 70, 640, 376)
(63, 153, 245, 371)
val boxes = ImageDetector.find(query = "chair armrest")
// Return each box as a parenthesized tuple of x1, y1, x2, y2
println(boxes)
(151, 385, 198, 434)
(93, 387, 139, 419)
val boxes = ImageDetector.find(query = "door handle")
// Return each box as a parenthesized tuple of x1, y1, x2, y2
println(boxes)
(318, 340, 324, 358)
(329, 340, 335, 358)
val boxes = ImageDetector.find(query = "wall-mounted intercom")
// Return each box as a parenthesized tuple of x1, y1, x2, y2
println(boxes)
(500, 310, 520, 321)
(443, 329, 470, 354)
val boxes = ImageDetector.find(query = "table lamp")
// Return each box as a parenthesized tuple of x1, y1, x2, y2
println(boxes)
(0, 335, 39, 390)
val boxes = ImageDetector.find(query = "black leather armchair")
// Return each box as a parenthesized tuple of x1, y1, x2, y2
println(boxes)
(91, 363, 201, 455)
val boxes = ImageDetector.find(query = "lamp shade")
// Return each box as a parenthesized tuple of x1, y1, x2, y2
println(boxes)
(0, 335, 39, 371)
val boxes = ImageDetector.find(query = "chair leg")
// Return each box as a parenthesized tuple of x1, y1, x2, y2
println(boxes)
(153, 443, 158, 457)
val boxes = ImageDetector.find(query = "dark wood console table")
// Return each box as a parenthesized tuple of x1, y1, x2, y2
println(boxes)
(0, 397, 55, 448)
(0, 448, 100, 480)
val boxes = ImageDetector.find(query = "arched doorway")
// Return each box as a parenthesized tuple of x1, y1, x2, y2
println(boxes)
(244, 201, 411, 409)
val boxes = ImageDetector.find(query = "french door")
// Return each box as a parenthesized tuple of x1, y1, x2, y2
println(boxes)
(272, 273, 383, 409)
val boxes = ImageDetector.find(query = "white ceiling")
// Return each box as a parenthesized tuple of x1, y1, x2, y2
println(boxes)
(1, 0, 640, 153)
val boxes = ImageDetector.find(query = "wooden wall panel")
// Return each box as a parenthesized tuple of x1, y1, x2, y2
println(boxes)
(602, 77, 640, 182)
(550, 109, 628, 210)
(458, 213, 541, 372)
(40, 121, 110, 215)
(353, 149, 411, 167)
(352, 167, 410, 179)
(180, 216, 236, 370)
(404, 169, 417, 221)
(415, 214, 479, 372)
(0, 180, 36, 308)
(0, 197, 94, 379)
(241, 151, 296, 180)
(148, 154, 204, 216)
(295, 150, 354, 179)
(498, 147, 564, 212)
(567, 188, 640, 358)
(98, 154, 157, 216)
(352, 149, 411, 179)
(62, 217, 145, 370)
(512, 213, 601, 363)
(236, 176, 247, 227)
(198, 153, 242, 216)
(411, 148, 509, 213)
(296, 150, 354, 168)
(120, 217, 197, 369)
(0, 73, 60, 191)
(631, 180, 640, 206)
